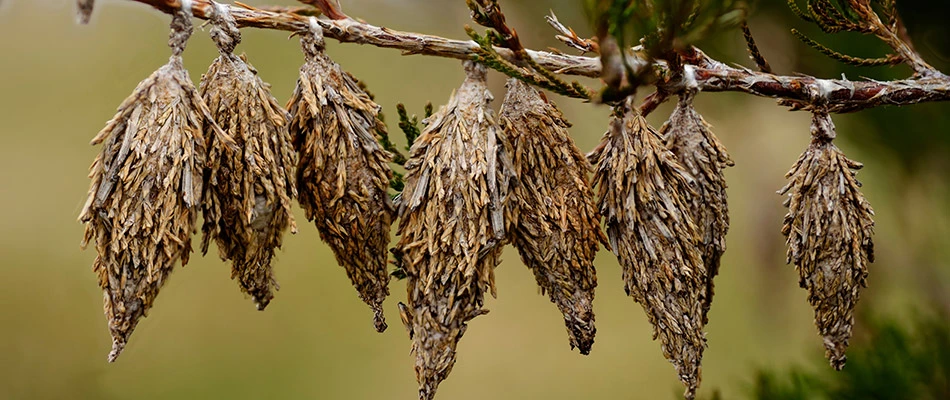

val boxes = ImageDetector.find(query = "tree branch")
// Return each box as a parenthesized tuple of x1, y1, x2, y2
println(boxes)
(696, 66, 950, 113)
(114, 0, 950, 113)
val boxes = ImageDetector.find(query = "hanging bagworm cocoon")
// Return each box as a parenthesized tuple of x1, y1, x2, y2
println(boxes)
(779, 110, 874, 370)
(394, 61, 513, 400)
(199, 5, 296, 311)
(79, 7, 225, 362)
(500, 78, 604, 355)
(76, 0, 94, 24)
(659, 93, 734, 325)
(590, 99, 707, 400)
(288, 21, 395, 332)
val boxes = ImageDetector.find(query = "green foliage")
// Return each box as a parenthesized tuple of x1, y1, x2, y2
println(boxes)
(465, 26, 593, 100)
(791, 28, 901, 66)
(356, 80, 410, 193)
(699, 312, 950, 400)
(379, 102, 433, 193)
(748, 370, 822, 400)
(787, 0, 906, 66)
(825, 315, 950, 400)
(787, 0, 900, 34)
(584, 0, 747, 59)
(396, 103, 424, 150)
(374, 114, 407, 165)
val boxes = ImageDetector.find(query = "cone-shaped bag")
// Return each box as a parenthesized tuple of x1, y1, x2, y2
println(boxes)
(394, 61, 513, 400)
(779, 110, 874, 370)
(590, 99, 707, 399)
(659, 93, 733, 324)
(200, 6, 296, 310)
(500, 78, 604, 355)
(287, 22, 395, 331)
(79, 9, 226, 362)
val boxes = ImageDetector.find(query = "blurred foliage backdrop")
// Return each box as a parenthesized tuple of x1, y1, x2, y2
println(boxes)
(1, 0, 948, 399)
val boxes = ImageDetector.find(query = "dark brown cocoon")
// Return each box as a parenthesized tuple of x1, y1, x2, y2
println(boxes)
(394, 61, 513, 400)
(199, 11, 297, 311)
(590, 100, 707, 399)
(288, 27, 395, 331)
(500, 78, 604, 355)
(659, 93, 733, 325)
(779, 111, 875, 370)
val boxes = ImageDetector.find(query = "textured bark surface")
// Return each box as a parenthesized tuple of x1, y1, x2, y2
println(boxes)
(780, 111, 875, 370)
(590, 101, 707, 400)
(121, 1, 950, 113)
(288, 28, 395, 331)
(659, 94, 733, 325)
(199, 49, 297, 310)
(79, 57, 218, 362)
(500, 78, 604, 355)
(394, 61, 513, 400)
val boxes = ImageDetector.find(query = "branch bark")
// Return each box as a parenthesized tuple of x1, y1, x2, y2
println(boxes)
(117, 0, 950, 113)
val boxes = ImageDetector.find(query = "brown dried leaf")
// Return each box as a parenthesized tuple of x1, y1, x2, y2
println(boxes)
(779, 111, 874, 370)
(394, 61, 513, 400)
(199, 52, 297, 311)
(500, 78, 604, 355)
(79, 56, 220, 362)
(590, 100, 707, 400)
(659, 94, 734, 325)
(288, 28, 395, 332)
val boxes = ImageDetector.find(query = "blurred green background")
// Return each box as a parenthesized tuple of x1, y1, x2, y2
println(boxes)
(1, 1, 948, 399)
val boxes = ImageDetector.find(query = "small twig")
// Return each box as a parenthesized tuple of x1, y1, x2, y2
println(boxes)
(467, 27, 590, 100)
(792, 29, 902, 67)
(297, 0, 345, 20)
(467, 0, 523, 52)
(545, 11, 598, 54)
(741, 22, 772, 73)
(787, 0, 814, 23)
(466, 1, 592, 100)
(638, 90, 669, 117)
(790, 0, 941, 77)
(857, 2, 941, 77)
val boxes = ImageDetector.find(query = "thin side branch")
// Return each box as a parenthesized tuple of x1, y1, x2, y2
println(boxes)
(792, 28, 902, 67)
(546, 11, 598, 54)
(741, 22, 772, 73)
(118, 0, 950, 112)
(855, 1, 940, 77)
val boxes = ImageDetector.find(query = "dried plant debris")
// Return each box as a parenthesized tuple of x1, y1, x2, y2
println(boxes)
(590, 100, 707, 399)
(79, 9, 223, 362)
(659, 93, 734, 325)
(77, 0, 94, 24)
(394, 61, 513, 400)
(500, 78, 604, 355)
(288, 24, 394, 332)
(779, 111, 875, 370)
(199, 8, 296, 311)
